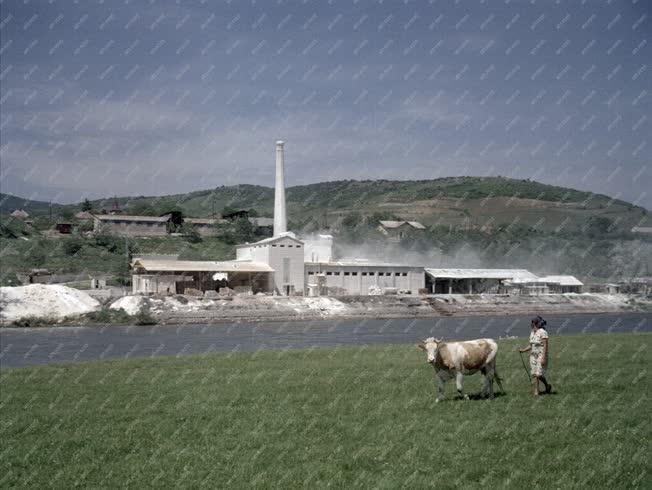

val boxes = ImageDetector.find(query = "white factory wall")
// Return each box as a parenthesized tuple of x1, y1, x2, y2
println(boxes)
(305, 263, 425, 295)
(303, 235, 333, 263)
(267, 237, 305, 295)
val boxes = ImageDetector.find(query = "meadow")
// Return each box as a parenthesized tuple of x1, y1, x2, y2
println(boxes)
(1, 333, 650, 488)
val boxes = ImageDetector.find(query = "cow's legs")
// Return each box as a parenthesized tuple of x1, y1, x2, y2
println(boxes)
(455, 371, 468, 400)
(483, 365, 495, 399)
(435, 371, 449, 402)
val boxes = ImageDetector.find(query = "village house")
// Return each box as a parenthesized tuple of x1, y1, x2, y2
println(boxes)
(377, 220, 426, 241)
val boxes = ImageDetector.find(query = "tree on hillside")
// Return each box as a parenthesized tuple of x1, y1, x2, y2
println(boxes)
(81, 199, 93, 211)
(232, 216, 255, 243)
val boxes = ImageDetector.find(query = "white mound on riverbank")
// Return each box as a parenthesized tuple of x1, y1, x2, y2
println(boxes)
(0, 284, 100, 323)
(109, 295, 145, 316)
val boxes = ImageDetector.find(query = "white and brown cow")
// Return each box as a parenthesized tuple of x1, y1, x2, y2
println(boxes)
(417, 337, 504, 402)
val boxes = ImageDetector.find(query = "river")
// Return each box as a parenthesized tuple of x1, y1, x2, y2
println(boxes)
(0, 312, 649, 368)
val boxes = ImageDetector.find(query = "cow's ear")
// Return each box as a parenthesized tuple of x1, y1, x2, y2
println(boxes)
(435, 337, 443, 343)
(416, 342, 426, 351)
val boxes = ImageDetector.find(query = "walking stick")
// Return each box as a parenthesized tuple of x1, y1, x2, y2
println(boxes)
(519, 351, 531, 384)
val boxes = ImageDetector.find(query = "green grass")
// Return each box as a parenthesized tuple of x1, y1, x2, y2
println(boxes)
(1, 333, 650, 488)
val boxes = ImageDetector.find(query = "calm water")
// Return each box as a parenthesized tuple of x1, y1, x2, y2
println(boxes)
(0, 313, 649, 368)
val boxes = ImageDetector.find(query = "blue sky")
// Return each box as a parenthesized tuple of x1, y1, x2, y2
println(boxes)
(0, 0, 650, 207)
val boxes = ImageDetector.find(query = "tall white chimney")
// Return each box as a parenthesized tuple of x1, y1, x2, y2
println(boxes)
(273, 140, 287, 236)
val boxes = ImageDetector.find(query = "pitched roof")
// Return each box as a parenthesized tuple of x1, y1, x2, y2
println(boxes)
(10, 209, 29, 218)
(379, 220, 425, 229)
(236, 233, 304, 248)
(131, 259, 273, 273)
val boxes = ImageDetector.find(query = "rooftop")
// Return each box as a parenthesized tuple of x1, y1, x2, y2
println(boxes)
(538, 275, 584, 286)
(379, 220, 425, 229)
(425, 268, 539, 280)
(131, 259, 273, 273)
(236, 233, 304, 248)
(94, 214, 171, 223)
(307, 261, 422, 268)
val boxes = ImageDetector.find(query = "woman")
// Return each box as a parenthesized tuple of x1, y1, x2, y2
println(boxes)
(519, 316, 552, 395)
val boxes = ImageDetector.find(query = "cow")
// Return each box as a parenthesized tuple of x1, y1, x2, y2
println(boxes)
(417, 337, 505, 402)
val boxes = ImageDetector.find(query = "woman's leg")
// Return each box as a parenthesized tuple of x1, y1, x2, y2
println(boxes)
(532, 375, 540, 395)
(540, 376, 552, 393)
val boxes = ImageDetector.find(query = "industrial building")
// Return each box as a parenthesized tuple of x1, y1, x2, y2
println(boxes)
(129, 140, 583, 298)
(236, 234, 306, 296)
(94, 214, 172, 236)
(131, 259, 272, 295)
(306, 261, 424, 295)
(425, 269, 539, 294)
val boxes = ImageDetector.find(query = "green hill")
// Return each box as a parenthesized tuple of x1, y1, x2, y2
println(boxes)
(0, 193, 55, 213)
(1, 176, 650, 284)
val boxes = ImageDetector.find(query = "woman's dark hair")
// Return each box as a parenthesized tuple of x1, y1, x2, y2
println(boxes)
(531, 315, 547, 329)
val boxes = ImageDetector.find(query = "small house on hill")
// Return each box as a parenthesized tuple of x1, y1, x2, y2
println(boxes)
(378, 220, 426, 241)
(94, 214, 172, 236)
(55, 223, 73, 234)
(223, 210, 250, 221)
(10, 209, 30, 219)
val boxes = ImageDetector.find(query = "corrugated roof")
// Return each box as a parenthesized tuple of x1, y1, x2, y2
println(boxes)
(538, 275, 584, 286)
(95, 214, 171, 223)
(132, 259, 273, 272)
(425, 268, 539, 280)
(631, 226, 652, 233)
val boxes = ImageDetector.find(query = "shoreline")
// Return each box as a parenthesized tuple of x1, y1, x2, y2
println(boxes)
(1, 293, 649, 328)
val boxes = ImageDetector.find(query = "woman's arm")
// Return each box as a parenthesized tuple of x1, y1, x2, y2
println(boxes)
(519, 345, 531, 353)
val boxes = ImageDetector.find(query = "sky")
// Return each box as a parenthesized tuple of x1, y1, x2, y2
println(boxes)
(0, 0, 650, 207)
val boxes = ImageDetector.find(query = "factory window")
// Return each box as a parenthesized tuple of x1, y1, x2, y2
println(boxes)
(326, 272, 333, 276)
(361, 272, 368, 276)
(352, 272, 358, 276)
(378, 272, 384, 276)
(368, 272, 375, 276)
(402, 272, 408, 276)
(296, 246, 301, 248)
(272, 244, 277, 247)
(395, 272, 401, 276)
(344, 272, 350, 276)
(334, 272, 340, 276)
(280, 244, 285, 247)
(308, 271, 315, 275)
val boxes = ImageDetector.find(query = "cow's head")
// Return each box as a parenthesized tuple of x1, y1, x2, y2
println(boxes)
(417, 337, 443, 364)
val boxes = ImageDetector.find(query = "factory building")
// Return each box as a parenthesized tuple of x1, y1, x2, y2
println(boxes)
(131, 259, 272, 295)
(306, 262, 424, 296)
(236, 234, 305, 296)
(425, 269, 539, 294)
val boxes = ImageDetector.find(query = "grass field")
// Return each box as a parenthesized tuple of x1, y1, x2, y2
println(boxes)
(1, 333, 650, 488)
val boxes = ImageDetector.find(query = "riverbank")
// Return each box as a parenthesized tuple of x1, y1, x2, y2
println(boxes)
(116, 292, 650, 325)
(1, 284, 649, 327)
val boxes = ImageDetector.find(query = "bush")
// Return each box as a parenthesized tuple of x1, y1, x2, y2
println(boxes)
(11, 316, 58, 328)
(62, 237, 84, 256)
(85, 307, 132, 325)
(134, 301, 157, 325)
